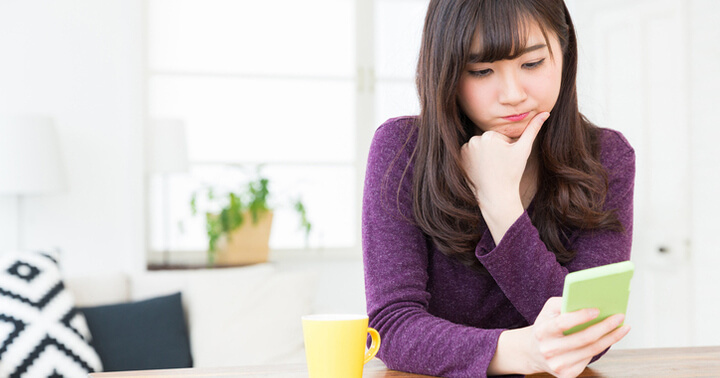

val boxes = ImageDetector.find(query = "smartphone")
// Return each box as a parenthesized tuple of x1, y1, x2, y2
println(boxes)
(561, 260, 634, 335)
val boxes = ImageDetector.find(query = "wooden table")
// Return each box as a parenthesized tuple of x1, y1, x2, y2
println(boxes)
(89, 346, 720, 377)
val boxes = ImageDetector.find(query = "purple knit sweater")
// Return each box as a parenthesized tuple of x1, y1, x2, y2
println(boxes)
(362, 116, 635, 377)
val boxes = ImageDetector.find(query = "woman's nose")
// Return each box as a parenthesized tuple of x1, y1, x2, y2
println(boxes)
(498, 72, 528, 105)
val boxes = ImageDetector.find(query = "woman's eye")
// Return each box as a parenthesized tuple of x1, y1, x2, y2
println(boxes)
(469, 69, 492, 77)
(523, 58, 546, 69)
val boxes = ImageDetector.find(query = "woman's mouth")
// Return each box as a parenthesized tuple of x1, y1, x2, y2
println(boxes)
(502, 112, 530, 122)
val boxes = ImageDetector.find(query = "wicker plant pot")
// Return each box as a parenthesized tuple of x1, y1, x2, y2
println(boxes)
(213, 210, 273, 266)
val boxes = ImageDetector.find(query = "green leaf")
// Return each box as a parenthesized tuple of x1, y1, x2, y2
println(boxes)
(189, 166, 314, 262)
(293, 198, 312, 245)
(190, 193, 197, 215)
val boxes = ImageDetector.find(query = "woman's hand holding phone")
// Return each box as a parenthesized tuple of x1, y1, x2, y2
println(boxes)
(527, 297, 631, 377)
(490, 297, 631, 377)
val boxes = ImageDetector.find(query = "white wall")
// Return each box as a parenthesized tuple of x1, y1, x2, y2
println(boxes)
(0, 0, 146, 275)
(569, 0, 720, 348)
(688, 0, 720, 346)
(0, 0, 367, 317)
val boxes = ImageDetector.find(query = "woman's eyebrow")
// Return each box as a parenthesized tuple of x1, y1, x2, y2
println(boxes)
(468, 43, 547, 63)
(520, 43, 547, 55)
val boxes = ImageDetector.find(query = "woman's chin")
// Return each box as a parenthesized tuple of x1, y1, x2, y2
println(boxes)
(500, 123, 529, 140)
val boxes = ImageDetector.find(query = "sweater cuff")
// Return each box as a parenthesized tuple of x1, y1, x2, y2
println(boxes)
(478, 328, 508, 377)
(474, 226, 496, 257)
(475, 211, 531, 261)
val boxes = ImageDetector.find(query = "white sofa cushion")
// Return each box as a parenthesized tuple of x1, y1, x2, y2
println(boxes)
(187, 269, 316, 367)
(64, 273, 129, 307)
(129, 264, 316, 367)
(129, 264, 274, 302)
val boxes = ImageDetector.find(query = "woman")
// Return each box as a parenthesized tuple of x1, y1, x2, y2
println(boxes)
(362, 0, 635, 377)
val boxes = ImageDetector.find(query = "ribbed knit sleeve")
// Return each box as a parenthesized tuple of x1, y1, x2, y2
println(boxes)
(475, 128, 635, 324)
(362, 118, 505, 377)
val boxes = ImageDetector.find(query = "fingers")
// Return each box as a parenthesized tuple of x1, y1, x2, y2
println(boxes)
(556, 322, 630, 372)
(533, 298, 567, 342)
(470, 130, 514, 145)
(535, 307, 598, 344)
(554, 313, 623, 350)
(538, 314, 630, 377)
(540, 313, 627, 364)
(554, 308, 601, 334)
(516, 111, 550, 151)
(543, 297, 563, 311)
(538, 297, 563, 319)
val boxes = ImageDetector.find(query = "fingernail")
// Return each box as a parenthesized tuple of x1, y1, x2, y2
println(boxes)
(542, 112, 551, 121)
(615, 314, 626, 325)
(588, 308, 600, 318)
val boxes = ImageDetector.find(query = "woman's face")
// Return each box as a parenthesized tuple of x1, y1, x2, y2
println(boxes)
(457, 21, 563, 140)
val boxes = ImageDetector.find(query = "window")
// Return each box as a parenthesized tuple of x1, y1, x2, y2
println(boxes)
(147, 0, 429, 262)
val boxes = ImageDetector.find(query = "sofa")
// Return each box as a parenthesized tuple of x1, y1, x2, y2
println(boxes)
(0, 250, 317, 376)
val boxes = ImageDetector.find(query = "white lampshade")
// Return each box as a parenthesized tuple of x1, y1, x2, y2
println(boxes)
(0, 115, 66, 195)
(147, 119, 189, 174)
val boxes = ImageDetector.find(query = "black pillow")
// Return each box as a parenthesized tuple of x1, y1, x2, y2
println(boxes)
(79, 292, 192, 371)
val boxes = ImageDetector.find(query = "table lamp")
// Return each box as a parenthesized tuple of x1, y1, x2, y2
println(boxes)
(147, 119, 189, 266)
(0, 115, 66, 250)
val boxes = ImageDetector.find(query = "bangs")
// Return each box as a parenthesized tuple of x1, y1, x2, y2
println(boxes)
(469, 2, 551, 63)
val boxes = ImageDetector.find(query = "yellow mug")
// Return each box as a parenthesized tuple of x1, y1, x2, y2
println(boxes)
(302, 314, 381, 378)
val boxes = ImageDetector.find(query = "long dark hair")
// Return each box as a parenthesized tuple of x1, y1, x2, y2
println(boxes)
(409, 0, 622, 272)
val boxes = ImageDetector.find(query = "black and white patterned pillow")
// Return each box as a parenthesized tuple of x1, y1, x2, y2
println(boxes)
(0, 250, 102, 377)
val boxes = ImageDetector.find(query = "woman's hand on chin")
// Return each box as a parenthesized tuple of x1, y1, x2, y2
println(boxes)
(460, 111, 549, 242)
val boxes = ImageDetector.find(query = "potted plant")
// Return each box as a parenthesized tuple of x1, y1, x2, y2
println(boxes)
(190, 173, 311, 266)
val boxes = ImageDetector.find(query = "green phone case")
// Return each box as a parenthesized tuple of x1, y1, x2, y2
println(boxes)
(561, 260, 634, 335)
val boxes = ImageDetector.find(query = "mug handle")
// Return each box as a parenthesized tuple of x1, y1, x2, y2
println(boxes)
(364, 327, 381, 364)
